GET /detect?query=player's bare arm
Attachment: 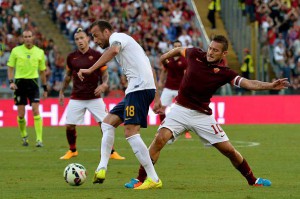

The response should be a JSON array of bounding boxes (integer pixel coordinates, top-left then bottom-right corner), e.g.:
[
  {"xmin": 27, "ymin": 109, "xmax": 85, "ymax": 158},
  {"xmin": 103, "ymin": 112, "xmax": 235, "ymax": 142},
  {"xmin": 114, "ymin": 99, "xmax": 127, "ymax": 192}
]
[
  {"xmin": 77, "ymin": 41, "xmax": 121, "ymax": 81},
  {"xmin": 158, "ymin": 67, "xmax": 167, "ymax": 91},
  {"xmin": 239, "ymin": 78, "xmax": 290, "ymax": 90},
  {"xmin": 59, "ymin": 68, "xmax": 72, "ymax": 106},
  {"xmin": 94, "ymin": 68, "xmax": 109, "ymax": 97},
  {"xmin": 160, "ymin": 47, "xmax": 186, "ymax": 63},
  {"xmin": 40, "ymin": 70, "xmax": 48, "ymax": 99},
  {"xmin": 7, "ymin": 67, "xmax": 17, "ymax": 90},
  {"xmin": 151, "ymin": 68, "xmax": 163, "ymax": 114}
]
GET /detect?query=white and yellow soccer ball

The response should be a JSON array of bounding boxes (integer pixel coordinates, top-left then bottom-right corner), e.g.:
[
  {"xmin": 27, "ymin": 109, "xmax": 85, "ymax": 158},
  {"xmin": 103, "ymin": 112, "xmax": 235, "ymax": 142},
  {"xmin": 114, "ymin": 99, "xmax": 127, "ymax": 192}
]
[{"xmin": 64, "ymin": 163, "xmax": 87, "ymax": 186}]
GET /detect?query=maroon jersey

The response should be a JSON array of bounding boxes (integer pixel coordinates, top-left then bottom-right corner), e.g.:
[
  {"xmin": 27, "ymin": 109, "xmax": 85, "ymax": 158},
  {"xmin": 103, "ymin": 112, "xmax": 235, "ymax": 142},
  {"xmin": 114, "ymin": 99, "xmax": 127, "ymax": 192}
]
[
  {"xmin": 67, "ymin": 48, "xmax": 107, "ymax": 100},
  {"xmin": 163, "ymin": 56, "xmax": 187, "ymax": 90},
  {"xmin": 176, "ymin": 48, "xmax": 238, "ymax": 115}
]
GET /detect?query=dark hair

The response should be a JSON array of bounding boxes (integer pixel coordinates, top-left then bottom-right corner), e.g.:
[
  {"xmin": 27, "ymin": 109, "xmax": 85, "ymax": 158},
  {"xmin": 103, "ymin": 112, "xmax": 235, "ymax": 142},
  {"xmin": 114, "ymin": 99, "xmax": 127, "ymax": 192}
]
[
  {"xmin": 90, "ymin": 20, "xmax": 113, "ymax": 32},
  {"xmin": 173, "ymin": 40, "xmax": 182, "ymax": 45},
  {"xmin": 212, "ymin": 35, "xmax": 228, "ymax": 51}
]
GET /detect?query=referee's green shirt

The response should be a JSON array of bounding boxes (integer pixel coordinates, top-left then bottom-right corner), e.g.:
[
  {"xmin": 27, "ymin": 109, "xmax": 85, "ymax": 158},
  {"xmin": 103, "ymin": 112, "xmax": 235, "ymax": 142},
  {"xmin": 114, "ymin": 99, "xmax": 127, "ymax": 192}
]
[{"xmin": 7, "ymin": 44, "xmax": 46, "ymax": 79}]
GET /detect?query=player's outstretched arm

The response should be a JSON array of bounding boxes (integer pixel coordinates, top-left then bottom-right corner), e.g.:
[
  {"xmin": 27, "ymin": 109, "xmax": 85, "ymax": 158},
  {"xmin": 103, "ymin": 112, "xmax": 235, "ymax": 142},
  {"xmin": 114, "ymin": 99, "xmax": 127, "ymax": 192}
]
[
  {"xmin": 151, "ymin": 67, "xmax": 163, "ymax": 114},
  {"xmin": 240, "ymin": 78, "xmax": 290, "ymax": 91},
  {"xmin": 160, "ymin": 47, "xmax": 186, "ymax": 63},
  {"xmin": 78, "ymin": 43, "xmax": 120, "ymax": 81}
]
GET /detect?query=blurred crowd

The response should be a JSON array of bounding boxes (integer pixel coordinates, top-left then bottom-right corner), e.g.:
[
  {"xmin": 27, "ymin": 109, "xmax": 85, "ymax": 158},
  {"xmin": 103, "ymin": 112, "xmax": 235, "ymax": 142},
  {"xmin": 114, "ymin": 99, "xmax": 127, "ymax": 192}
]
[
  {"xmin": 42, "ymin": 0, "xmax": 202, "ymax": 95},
  {"xmin": 1, "ymin": 0, "xmax": 202, "ymax": 96},
  {"xmin": 1, "ymin": 0, "xmax": 300, "ymax": 96},
  {"xmin": 241, "ymin": 0, "xmax": 300, "ymax": 94}
]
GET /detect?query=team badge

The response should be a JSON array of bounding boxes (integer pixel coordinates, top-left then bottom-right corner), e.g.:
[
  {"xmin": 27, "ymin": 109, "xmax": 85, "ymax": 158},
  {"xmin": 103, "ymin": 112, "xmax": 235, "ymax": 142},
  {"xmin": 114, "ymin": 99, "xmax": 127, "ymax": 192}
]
[
  {"xmin": 213, "ymin": 68, "xmax": 220, "ymax": 73},
  {"xmin": 196, "ymin": 58, "xmax": 202, "ymax": 62},
  {"xmin": 27, "ymin": 55, "xmax": 30, "ymax": 59},
  {"xmin": 89, "ymin": 56, "xmax": 93, "ymax": 60},
  {"xmin": 178, "ymin": 61, "xmax": 181, "ymax": 65}
]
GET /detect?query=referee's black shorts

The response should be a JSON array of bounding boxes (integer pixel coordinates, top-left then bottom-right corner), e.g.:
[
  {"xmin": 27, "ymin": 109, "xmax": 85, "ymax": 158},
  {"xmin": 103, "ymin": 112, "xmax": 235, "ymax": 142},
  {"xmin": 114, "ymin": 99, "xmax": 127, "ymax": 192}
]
[{"xmin": 14, "ymin": 78, "xmax": 40, "ymax": 106}]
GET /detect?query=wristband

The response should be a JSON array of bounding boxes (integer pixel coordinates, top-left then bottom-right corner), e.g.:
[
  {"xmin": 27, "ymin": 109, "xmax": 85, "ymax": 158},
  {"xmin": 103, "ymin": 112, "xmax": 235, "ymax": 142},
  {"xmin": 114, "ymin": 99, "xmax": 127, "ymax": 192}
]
[
  {"xmin": 9, "ymin": 79, "xmax": 14, "ymax": 84},
  {"xmin": 42, "ymin": 85, "xmax": 48, "ymax": 92}
]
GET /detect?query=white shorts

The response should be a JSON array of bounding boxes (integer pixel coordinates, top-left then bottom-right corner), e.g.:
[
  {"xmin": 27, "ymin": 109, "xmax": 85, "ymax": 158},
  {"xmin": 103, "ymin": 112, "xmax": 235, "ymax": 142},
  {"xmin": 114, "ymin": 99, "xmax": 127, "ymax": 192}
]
[
  {"xmin": 65, "ymin": 98, "xmax": 108, "ymax": 125},
  {"xmin": 158, "ymin": 104, "xmax": 229, "ymax": 145},
  {"xmin": 160, "ymin": 88, "xmax": 178, "ymax": 106}
]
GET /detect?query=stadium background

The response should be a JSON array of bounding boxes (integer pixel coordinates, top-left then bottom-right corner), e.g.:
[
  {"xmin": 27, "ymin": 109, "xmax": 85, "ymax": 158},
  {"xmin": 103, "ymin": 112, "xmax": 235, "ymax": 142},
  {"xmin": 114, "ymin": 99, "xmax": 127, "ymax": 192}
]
[
  {"xmin": 1, "ymin": 1, "xmax": 300, "ymax": 199},
  {"xmin": 0, "ymin": 0, "xmax": 299, "ymax": 126}
]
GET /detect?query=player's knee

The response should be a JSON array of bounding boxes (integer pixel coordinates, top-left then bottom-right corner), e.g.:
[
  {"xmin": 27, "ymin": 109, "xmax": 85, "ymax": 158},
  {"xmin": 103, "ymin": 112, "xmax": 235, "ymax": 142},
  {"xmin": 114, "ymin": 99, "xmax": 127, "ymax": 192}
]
[
  {"xmin": 124, "ymin": 124, "xmax": 140, "ymax": 137},
  {"xmin": 155, "ymin": 128, "xmax": 172, "ymax": 146},
  {"xmin": 103, "ymin": 113, "xmax": 122, "ymax": 127}
]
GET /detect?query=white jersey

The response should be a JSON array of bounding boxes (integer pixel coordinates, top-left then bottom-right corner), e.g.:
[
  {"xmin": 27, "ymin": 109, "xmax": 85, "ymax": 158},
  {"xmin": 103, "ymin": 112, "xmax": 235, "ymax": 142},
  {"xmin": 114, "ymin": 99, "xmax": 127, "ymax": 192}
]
[{"xmin": 109, "ymin": 32, "xmax": 156, "ymax": 94}]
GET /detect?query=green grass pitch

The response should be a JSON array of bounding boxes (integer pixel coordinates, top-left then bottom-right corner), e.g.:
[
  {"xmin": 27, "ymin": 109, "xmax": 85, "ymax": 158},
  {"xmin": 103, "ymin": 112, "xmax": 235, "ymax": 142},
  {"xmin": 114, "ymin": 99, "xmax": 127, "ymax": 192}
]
[{"xmin": 1, "ymin": 124, "xmax": 300, "ymax": 199}]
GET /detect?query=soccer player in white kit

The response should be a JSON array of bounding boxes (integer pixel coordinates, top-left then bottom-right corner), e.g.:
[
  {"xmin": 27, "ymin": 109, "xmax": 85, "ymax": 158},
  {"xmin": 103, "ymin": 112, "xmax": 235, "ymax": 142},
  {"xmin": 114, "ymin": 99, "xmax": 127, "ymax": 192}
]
[
  {"xmin": 59, "ymin": 28, "xmax": 125, "ymax": 160},
  {"xmin": 77, "ymin": 20, "xmax": 163, "ymax": 189}
]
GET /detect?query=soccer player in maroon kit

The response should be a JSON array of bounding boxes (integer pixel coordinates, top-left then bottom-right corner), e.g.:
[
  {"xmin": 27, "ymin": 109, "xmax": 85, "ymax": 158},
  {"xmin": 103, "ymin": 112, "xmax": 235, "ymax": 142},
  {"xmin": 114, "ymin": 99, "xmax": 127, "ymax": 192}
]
[
  {"xmin": 125, "ymin": 35, "xmax": 290, "ymax": 188},
  {"xmin": 158, "ymin": 40, "xmax": 192, "ymax": 139},
  {"xmin": 59, "ymin": 28, "xmax": 124, "ymax": 160}
]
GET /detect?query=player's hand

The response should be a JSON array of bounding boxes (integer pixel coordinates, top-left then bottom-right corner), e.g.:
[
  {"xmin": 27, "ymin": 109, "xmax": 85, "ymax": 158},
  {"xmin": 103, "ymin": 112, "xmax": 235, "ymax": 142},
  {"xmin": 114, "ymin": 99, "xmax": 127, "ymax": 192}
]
[
  {"xmin": 77, "ymin": 69, "xmax": 91, "ymax": 81},
  {"xmin": 94, "ymin": 83, "xmax": 109, "ymax": 96},
  {"xmin": 9, "ymin": 83, "xmax": 17, "ymax": 90},
  {"xmin": 59, "ymin": 92, "xmax": 64, "ymax": 106},
  {"xmin": 272, "ymin": 78, "xmax": 290, "ymax": 90},
  {"xmin": 153, "ymin": 99, "xmax": 163, "ymax": 114}
]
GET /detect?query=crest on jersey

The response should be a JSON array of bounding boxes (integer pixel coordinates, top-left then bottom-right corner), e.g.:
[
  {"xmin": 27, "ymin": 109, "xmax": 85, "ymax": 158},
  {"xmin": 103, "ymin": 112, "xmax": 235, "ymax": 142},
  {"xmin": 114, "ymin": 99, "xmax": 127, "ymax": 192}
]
[
  {"xmin": 178, "ymin": 61, "xmax": 182, "ymax": 65},
  {"xmin": 196, "ymin": 58, "xmax": 202, "ymax": 62},
  {"xmin": 89, "ymin": 56, "xmax": 93, "ymax": 60},
  {"xmin": 213, "ymin": 68, "xmax": 220, "ymax": 73}
]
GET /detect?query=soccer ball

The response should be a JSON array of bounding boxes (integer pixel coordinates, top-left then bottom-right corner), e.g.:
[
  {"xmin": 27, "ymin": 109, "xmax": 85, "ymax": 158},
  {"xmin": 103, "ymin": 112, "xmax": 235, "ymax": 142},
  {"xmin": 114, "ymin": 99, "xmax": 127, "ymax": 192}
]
[{"xmin": 64, "ymin": 163, "xmax": 87, "ymax": 186}]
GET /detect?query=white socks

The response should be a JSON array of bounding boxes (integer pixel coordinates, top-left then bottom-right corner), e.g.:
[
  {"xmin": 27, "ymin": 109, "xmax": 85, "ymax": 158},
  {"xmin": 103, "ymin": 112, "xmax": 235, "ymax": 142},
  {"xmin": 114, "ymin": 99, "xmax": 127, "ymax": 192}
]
[
  {"xmin": 96, "ymin": 123, "xmax": 115, "ymax": 172},
  {"xmin": 127, "ymin": 134, "xmax": 159, "ymax": 182}
]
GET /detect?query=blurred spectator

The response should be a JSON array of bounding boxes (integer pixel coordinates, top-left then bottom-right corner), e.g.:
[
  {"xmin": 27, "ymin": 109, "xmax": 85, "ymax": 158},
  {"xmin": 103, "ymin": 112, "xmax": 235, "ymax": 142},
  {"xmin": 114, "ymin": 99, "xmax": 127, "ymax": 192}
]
[
  {"xmin": 53, "ymin": 50, "xmax": 65, "ymax": 83},
  {"xmin": 285, "ymin": 49, "xmax": 294, "ymax": 81},
  {"xmin": 241, "ymin": 48, "xmax": 254, "ymax": 79},
  {"xmin": 245, "ymin": 0, "xmax": 256, "ymax": 22},
  {"xmin": 291, "ymin": 76, "xmax": 300, "ymax": 94},
  {"xmin": 106, "ymin": 58, "xmax": 121, "ymax": 90},
  {"xmin": 0, "ymin": 37, "xmax": 10, "ymax": 67},
  {"xmin": 207, "ymin": 0, "xmax": 221, "ymax": 29},
  {"xmin": 273, "ymin": 41, "xmax": 285, "ymax": 77},
  {"xmin": 178, "ymin": 29, "xmax": 192, "ymax": 47}
]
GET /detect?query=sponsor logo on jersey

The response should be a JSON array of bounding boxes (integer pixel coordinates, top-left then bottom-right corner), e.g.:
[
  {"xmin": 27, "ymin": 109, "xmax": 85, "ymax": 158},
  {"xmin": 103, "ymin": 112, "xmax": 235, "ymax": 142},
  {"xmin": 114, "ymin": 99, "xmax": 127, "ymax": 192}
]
[{"xmin": 213, "ymin": 68, "xmax": 220, "ymax": 73}]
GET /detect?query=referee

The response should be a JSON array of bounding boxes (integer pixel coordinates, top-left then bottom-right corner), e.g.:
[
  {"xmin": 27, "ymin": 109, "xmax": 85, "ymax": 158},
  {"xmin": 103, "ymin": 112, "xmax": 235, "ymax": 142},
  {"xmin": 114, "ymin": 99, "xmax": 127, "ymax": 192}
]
[{"xmin": 7, "ymin": 29, "xmax": 48, "ymax": 147}]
